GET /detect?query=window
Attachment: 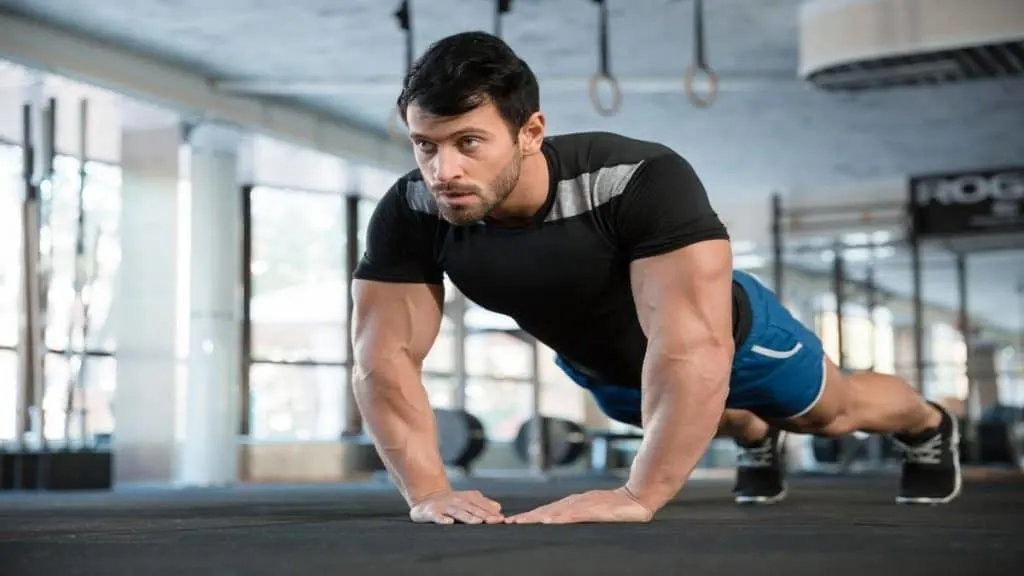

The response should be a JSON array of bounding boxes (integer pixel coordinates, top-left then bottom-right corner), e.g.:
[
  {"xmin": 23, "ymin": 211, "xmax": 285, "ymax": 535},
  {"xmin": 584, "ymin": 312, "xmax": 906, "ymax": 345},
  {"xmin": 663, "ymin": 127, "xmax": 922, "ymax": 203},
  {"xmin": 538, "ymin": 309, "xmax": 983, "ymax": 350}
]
[
  {"xmin": 41, "ymin": 155, "xmax": 122, "ymax": 354},
  {"xmin": 0, "ymin": 144, "xmax": 22, "ymax": 348},
  {"xmin": 0, "ymin": 147, "xmax": 121, "ymax": 444},
  {"xmin": 465, "ymin": 377, "xmax": 535, "ymax": 441},
  {"xmin": 424, "ymin": 375, "xmax": 459, "ymax": 409},
  {"xmin": 249, "ymin": 186, "xmax": 348, "ymax": 363},
  {"xmin": 248, "ymin": 185, "xmax": 353, "ymax": 440},
  {"xmin": 537, "ymin": 344, "xmax": 586, "ymax": 424},
  {"xmin": 818, "ymin": 295, "xmax": 895, "ymax": 373},
  {"xmin": 38, "ymin": 352, "xmax": 117, "ymax": 441},
  {"xmin": 996, "ymin": 346, "xmax": 1022, "ymax": 407},
  {"xmin": 0, "ymin": 350, "xmax": 17, "ymax": 441},
  {"xmin": 248, "ymin": 363, "xmax": 346, "ymax": 440},
  {"xmin": 930, "ymin": 323, "xmax": 968, "ymax": 400},
  {"xmin": 466, "ymin": 331, "xmax": 533, "ymax": 380}
]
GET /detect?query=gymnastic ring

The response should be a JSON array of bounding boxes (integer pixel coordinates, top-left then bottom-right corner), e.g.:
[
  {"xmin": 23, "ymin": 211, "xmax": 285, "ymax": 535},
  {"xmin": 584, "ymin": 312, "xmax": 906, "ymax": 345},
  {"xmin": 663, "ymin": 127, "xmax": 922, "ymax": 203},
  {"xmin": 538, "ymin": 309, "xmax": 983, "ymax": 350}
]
[
  {"xmin": 387, "ymin": 107, "xmax": 407, "ymax": 141},
  {"xmin": 684, "ymin": 63, "xmax": 719, "ymax": 108},
  {"xmin": 588, "ymin": 73, "xmax": 622, "ymax": 117}
]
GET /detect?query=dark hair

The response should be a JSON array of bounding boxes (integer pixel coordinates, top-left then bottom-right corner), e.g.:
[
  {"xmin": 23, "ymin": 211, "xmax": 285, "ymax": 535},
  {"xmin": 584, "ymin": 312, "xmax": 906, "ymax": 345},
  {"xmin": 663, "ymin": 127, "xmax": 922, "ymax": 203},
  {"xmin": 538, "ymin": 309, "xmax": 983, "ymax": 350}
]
[{"xmin": 397, "ymin": 31, "xmax": 540, "ymax": 132}]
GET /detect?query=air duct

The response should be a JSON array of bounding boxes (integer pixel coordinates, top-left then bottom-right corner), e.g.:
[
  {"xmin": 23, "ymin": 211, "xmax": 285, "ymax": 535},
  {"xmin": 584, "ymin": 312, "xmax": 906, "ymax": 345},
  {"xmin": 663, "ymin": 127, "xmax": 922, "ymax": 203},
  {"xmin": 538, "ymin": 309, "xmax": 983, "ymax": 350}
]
[{"xmin": 800, "ymin": 0, "xmax": 1024, "ymax": 91}]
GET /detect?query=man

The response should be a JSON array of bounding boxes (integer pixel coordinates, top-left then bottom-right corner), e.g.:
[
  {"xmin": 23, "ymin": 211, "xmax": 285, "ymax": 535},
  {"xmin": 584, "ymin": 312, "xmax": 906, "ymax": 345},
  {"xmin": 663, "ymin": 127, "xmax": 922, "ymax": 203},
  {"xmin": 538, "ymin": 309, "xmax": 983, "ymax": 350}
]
[{"xmin": 351, "ymin": 31, "xmax": 961, "ymax": 525}]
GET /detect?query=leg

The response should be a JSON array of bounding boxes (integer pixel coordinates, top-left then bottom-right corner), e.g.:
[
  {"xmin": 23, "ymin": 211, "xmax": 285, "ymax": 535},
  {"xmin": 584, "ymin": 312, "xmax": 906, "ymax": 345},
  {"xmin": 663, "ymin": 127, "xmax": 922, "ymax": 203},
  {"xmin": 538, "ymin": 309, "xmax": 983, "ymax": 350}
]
[
  {"xmin": 719, "ymin": 409, "xmax": 788, "ymax": 505},
  {"xmin": 781, "ymin": 358, "xmax": 941, "ymax": 437},
  {"xmin": 780, "ymin": 358, "xmax": 961, "ymax": 504},
  {"xmin": 727, "ymin": 270, "xmax": 961, "ymax": 505},
  {"xmin": 718, "ymin": 409, "xmax": 770, "ymax": 443}
]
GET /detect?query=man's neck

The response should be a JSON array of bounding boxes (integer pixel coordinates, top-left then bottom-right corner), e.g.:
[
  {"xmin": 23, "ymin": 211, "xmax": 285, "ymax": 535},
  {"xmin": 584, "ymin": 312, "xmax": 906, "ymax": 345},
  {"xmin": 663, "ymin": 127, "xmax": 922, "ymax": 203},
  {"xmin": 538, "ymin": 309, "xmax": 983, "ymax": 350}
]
[{"xmin": 489, "ymin": 151, "xmax": 550, "ymax": 225}]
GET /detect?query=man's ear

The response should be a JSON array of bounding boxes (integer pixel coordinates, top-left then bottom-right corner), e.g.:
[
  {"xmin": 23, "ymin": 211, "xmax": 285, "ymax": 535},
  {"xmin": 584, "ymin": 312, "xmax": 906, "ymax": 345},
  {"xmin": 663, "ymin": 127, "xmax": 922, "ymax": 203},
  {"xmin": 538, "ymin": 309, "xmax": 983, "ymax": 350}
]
[{"xmin": 518, "ymin": 111, "xmax": 546, "ymax": 156}]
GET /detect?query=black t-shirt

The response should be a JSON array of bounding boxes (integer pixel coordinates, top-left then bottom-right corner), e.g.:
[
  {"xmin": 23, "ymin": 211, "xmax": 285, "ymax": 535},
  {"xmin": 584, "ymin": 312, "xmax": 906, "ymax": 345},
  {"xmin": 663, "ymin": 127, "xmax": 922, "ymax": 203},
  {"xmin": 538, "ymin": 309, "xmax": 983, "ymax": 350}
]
[{"xmin": 354, "ymin": 131, "xmax": 752, "ymax": 389}]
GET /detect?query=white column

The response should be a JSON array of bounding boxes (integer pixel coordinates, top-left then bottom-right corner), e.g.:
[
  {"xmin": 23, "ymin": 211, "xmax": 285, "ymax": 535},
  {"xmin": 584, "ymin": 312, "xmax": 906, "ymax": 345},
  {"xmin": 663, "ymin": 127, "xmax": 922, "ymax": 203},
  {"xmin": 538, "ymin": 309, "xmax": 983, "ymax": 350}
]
[
  {"xmin": 114, "ymin": 112, "xmax": 244, "ymax": 488},
  {"xmin": 178, "ymin": 123, "xmax": 243, "ymax": 486},
  {"xmin": 113, "ymin": 119, "xmax": 183, "ymax": 487}
]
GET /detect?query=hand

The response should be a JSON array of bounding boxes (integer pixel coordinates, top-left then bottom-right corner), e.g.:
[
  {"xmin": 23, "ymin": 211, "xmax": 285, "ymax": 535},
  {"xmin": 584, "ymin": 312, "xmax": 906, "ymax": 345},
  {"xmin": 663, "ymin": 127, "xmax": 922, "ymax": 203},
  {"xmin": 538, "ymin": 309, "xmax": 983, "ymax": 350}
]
[
  {"xmin": 504, "ymin": 487, "xmax": 654, "ymax": 525},
  {"xmin": 409, "ymin": 490, "xmax": 505, "ymax": 525}
]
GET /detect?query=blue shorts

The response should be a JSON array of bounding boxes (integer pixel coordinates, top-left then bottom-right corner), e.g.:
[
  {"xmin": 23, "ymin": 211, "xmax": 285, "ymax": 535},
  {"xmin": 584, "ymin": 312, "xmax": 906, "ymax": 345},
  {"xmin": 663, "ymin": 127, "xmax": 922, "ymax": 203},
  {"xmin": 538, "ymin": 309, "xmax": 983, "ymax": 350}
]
[{"xmin": 554, "ymin": 270, "xmax": 827, "ymax": 426}]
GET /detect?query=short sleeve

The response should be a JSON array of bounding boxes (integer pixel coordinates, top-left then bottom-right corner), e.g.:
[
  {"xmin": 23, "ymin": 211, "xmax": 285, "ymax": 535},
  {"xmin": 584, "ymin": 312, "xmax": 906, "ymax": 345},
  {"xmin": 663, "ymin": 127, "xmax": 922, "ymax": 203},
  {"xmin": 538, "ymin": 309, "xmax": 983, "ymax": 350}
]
[
  {"xmin": 614, "ymin": 153, "xmax": 729, "ymax": 261},
  {"xmin": 353, "ymin": 180, "xmax": 444, "ymax": 285}
]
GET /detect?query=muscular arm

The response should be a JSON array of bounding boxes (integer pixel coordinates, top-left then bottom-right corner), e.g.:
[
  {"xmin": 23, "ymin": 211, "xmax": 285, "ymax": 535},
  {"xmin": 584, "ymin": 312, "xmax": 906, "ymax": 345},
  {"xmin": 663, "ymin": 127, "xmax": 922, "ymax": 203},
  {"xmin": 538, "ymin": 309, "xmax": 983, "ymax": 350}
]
[
  {"xmin": 351, "ymin": 279, "xmax": 450, "ymax": 507},
  {"xmin": 624, "ymin": 239, "xmax": 735, "ymax": 511},
  {"xmin": 610, "ymin": 152, "xmax": 733, "ymax": 513},
  {"xmin": 623, "ymin": 228, "xmax": 735, "ymax": 513}
]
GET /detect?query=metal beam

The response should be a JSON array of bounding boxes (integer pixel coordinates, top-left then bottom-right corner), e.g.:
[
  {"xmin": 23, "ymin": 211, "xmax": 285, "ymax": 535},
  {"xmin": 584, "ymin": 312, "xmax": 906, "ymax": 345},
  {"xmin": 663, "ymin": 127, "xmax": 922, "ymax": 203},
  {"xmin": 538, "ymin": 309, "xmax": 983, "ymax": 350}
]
[
  {"xmin": 0, "ymin": 11, "xmax": 414, "ymax": 174},
  {"xmin": 213, "ymin": 74, "xmax": 795, "ymax": 97}
]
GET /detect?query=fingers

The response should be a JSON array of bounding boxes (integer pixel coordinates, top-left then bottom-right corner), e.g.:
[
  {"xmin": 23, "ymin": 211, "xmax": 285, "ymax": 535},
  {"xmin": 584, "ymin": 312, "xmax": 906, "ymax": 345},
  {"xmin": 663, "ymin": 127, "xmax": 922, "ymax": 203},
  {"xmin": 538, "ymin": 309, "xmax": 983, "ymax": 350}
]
[
  {"xmin": 468, "ymin": 490, "xmax": 504, "ymax": 515},
  {"xmin": 444, "ymin": 505, "xmax": 489, "ymax": 525},
  {"xmin": 504, "ymin": 499, "xmax": 569, "ymax": 524},
  {"xmin": 460, "ymin": 492, "xmax": 505, "ymax": 524},
  {"xmin": 410, "ymin": 491, "xmax": 505, "ymax": 525}
]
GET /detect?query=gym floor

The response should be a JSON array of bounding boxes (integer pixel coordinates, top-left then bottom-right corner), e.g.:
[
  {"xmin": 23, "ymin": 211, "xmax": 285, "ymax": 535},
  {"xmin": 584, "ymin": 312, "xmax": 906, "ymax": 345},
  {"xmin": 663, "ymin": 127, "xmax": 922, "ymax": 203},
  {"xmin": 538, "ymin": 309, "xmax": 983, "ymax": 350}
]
[{"xmin": 1, "ymin": 473, "xmax": 1021, "ymax": 575}]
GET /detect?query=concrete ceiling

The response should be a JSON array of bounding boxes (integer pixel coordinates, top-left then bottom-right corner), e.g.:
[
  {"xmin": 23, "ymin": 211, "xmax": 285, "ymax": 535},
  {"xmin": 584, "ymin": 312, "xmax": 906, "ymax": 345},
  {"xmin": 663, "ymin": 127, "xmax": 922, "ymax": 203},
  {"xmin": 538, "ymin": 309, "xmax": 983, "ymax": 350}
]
[
  {"xmin": 1, "ymin": 0, "xmax": 1022, "ymax": 335},
  {"xmin": 2, "ymin": 0, "xmax": 1022, "ymax": 197}
]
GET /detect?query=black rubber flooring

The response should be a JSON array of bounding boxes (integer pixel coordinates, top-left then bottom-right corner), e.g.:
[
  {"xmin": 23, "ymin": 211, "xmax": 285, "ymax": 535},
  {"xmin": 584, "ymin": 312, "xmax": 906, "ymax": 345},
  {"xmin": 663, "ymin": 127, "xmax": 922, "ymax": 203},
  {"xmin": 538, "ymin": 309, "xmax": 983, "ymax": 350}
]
[{"xmin": 1, "ymin": 474, "xmax": 1021, "ymax": 575}]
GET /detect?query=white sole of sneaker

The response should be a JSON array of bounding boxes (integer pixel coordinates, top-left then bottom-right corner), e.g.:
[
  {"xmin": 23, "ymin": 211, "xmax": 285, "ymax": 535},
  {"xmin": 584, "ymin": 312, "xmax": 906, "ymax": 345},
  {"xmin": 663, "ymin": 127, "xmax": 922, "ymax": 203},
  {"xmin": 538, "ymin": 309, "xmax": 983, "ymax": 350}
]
[
  {"xmin": 734, "ymin": 430, "xmax": 789, "ymax": 506},
  {"xmin": 735, "ymin": 486, "xmax": 788, "ymax": 505},
  {"xmin": 895, "ymin": 405, "xmax": 963, "ymax": 505}
]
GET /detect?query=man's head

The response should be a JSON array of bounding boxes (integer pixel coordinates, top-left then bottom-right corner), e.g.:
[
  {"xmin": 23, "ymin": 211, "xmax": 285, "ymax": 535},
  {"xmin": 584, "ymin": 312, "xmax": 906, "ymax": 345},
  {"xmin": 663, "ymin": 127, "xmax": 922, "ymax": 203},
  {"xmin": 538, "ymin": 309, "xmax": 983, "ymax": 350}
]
[{"xmin": 397, "ymin": 31, "xmax": 545, "ymax": 225}]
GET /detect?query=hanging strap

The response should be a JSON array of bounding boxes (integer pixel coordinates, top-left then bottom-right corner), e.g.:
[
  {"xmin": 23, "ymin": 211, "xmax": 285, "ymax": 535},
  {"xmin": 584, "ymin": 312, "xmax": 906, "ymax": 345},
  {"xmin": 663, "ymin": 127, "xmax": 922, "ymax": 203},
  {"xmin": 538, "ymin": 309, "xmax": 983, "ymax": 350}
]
[
  {"xmin": 587, "ymin": 0, "xmax": 621, "ymax": 117},
  {"xmin": 395, "ymin": 0, "xmax": 413, "ymax": 73},
  {"xmin": 389, "ymin": 0, "xmax": 414, "ymax": 140},
  {"xmin": 494, "ymin": 0, "xmax": 512, "ymax": 38},
  {"xmin": 684, "ymin": 0, "xmax": 718, "ymax": 108}
]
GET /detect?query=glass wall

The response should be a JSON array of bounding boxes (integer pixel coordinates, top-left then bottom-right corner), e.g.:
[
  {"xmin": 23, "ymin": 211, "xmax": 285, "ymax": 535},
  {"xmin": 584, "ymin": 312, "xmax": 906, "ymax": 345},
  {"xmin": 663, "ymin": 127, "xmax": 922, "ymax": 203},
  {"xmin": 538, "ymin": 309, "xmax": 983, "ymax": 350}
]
[
  {"xmin": 0, "ymin": 145, "xmax": 21, "ymax": 351},
  {"xmin": 249, "ymin": 186, "xmax": 348, "ymax": 364},
  {"xmin": 0, "ymin": 143, "xmax": 121, "ymax": 442},
  {"xmin": 0, "ymin": 144, "xmax": 21, "ymax": 441},
  {"xmin": 247, "ymin": 185, "xmax": 349, "ymax": 440},
  {"xmin": 40, "ymin": 155, "xmax": 121, "ymax": 441},
  {"xmin": 929, "ymin": 322, "xmax": 968, "ymax": 400},
  {"xmin": 464, "ymin": 331, "xmax": 535, "ymax": 441},
  {"xmin": 818, "ymin": 295, "xmax": 896, "ymax": 374}
]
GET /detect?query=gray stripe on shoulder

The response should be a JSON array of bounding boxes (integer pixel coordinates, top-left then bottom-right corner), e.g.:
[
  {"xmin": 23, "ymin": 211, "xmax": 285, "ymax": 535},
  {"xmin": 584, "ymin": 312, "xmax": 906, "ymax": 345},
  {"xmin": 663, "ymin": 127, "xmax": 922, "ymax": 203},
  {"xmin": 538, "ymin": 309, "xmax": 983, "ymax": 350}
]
[
  {"xmin": 405, "ymin": 180, "xmax": 438, "ymax": 215},
  {"xmin": 545, "ymin": 162, "xmax": 643, "ymax": 222}
]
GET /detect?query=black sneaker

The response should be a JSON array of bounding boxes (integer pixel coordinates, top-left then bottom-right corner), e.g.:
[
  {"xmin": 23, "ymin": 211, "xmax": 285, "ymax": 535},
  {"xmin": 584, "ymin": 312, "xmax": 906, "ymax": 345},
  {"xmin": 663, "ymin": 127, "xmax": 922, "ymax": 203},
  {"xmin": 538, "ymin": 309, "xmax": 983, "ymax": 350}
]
[
  {"xmin": 891, "ymin": 402, "xmax": 962, "ymax": 505},
  {"xmin": 733, "ymin": 429, "xmax": 787, "ymax": 505}
]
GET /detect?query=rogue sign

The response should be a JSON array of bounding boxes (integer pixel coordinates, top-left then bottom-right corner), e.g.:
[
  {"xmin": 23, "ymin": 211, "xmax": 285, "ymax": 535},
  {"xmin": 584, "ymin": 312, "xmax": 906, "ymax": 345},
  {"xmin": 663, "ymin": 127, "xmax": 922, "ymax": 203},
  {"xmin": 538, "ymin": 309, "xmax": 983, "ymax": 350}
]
[{"xmin": 910, "ymin": 167, "xmax": 1024, "ymax": 238}]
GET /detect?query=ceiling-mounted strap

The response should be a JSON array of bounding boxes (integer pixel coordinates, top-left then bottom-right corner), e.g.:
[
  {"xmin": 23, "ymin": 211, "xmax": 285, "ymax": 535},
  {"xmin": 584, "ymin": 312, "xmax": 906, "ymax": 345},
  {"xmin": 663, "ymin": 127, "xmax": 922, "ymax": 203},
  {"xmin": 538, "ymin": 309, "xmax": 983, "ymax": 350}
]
[
  {"xmin": 395, "ymin": 0, "xmax": 413, "ymax": 73},
  {"xmin": 588, "ymin": 0, "xmax": 621, "ymax": 117},
  {"xmin": 684, "ymin": 0, "xmax": 718, "ymax": 108},
  {"xmin": 389, "ymin": 0, "xmax": 414, "ymax": 140},
  {"xmin": 494, "ymin": 0, "xmax": 512, "ymax": 38}
]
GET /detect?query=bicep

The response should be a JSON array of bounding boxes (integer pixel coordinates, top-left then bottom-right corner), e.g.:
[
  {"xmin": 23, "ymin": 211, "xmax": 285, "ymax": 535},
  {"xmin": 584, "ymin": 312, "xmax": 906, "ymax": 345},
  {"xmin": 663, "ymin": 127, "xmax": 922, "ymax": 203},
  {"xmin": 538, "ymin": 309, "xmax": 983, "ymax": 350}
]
[
  {"xmin": 351, "ymin": 279, "xmax": 444, "ymax": 374},
  {"xmin": 629, "ymin": 239, "xmax": 734, "ymax": 355}
]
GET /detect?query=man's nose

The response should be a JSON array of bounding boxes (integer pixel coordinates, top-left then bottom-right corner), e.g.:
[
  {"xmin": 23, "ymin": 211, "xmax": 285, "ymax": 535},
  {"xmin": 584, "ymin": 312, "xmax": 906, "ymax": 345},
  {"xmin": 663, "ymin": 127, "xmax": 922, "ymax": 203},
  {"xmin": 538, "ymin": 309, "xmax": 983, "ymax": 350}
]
[{"xmin": 432, "ymin": 149, "xmax": 462, "ymax": 183}]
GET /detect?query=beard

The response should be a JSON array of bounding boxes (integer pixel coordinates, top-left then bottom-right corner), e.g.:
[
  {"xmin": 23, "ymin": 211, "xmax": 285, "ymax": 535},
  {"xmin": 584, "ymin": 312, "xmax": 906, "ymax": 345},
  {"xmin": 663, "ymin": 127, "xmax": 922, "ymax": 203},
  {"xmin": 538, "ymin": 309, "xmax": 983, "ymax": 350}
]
[{"xmin": 436, "ymin": 149, "xmax": 523, "ymax": 225}]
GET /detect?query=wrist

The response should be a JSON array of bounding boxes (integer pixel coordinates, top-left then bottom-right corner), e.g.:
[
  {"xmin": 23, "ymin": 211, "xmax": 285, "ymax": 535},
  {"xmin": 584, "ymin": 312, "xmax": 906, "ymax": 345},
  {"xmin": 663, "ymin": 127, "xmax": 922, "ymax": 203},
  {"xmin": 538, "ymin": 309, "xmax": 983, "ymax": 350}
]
[
  {"xmin": 616, "ymin": 485, "xmax": 657, "ymax": 521},
  {"xmin": 623, "ymin": 478, "xmax": 677, "ymax": 513},
  {"xmin": 406, "ymin": 481, "xmax": 453, "ymax": 507}
]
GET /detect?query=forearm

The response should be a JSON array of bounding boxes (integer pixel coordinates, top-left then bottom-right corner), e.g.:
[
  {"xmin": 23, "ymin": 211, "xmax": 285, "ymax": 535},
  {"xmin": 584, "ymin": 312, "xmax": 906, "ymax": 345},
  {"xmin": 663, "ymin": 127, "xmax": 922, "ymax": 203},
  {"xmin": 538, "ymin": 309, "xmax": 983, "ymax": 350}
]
[
  {"xmin": 353, "ymin": 358, "xmax": 451, "ymax": 506},
  {"xmin": 625, "ymin": 346, "xmax": 731, "ymax": 512}
]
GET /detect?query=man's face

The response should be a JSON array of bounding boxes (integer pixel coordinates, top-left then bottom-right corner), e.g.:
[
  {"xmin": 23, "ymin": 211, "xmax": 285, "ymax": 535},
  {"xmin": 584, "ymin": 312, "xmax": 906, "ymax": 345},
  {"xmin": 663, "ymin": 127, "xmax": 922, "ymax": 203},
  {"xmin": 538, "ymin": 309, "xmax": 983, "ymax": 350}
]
[{"xmin": 406, "ymin": 101, "xmax": 524, "ymax": 225}]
